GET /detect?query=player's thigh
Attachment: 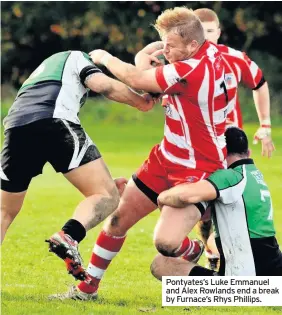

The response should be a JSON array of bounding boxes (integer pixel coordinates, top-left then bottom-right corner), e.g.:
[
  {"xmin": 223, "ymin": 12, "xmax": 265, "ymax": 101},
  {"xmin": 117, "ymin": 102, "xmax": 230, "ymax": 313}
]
[
  {"xmin": 1, "ymin": 123, "xmax": 47, "ymax": 194},
  {"xmin": 154, "ymin": 204, "xmax": 201, "ymax": 246},
  {"xmin": 64, "ymin": 158, "xmax": 116, "ymax": 197},
  {"xmin": 1, "ymin": 190, "xmax": 27, "ymax": 217},
  {"xmin": 103, "ymin": 178, "xmax": 157, "ymax": 234},
  {"xmin": 45, "ymin": 119, "xmax": 115, "ymax": 197}
]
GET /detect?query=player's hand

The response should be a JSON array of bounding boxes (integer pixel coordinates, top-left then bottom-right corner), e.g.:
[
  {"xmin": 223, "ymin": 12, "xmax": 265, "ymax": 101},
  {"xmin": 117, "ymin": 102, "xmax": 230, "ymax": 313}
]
[
  {"xmin": 89, "ymin": 50, "xmax": 111, "ymax": 66},
  {"xmin": 135, "ymin": 51, "xmax": 162, "ymax": 70},
  {"xmin": 114, "ymin": 177, "xmax": 128, "ymax": 196},
  {"xmin": 253, "ymin": 126, "xmax": 275, "ymax": 158},
  {"xmin": 225, "ymin": 118, "xmax": 236, "ymax": 126},
  {"xmin": 135, "ymin": 93, "xmax": 155, "ymax": 112}
]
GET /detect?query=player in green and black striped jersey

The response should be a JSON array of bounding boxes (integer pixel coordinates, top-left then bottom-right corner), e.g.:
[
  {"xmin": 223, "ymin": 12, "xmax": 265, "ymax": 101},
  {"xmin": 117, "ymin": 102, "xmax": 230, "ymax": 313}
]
[
  {"xmin": 1, "ymin": 50, "xmax": 154, "ymax": 281},
  {"xmin": 151, "ymin": 127, "xmax": 282, "ymax": 277}
]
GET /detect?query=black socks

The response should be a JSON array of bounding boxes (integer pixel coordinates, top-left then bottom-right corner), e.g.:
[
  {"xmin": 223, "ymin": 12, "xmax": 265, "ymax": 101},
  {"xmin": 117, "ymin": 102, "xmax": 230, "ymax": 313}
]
[{"xmin": 62, "ymin": 219, "xmax": 86, "ymax": 243}]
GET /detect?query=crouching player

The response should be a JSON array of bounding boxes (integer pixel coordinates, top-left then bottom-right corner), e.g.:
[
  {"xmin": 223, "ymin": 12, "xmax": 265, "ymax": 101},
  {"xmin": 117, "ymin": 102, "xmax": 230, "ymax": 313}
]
[{"xmin": 152, "ymin": 127, "xmax": 282, "ymax": 277}]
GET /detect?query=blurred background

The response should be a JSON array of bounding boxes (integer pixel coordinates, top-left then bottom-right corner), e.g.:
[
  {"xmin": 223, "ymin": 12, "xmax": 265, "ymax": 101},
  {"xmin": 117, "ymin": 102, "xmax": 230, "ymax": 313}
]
[{"xmin": 1, "ymin": 1, "xmax": 282, "ymax": 123}]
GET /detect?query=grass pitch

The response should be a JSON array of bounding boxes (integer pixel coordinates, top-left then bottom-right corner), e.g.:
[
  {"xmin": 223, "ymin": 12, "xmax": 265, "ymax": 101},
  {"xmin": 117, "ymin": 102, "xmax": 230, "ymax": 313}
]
[{"xmin": 1, "ymin": 103, "xmax": 282, "ymax": 315}]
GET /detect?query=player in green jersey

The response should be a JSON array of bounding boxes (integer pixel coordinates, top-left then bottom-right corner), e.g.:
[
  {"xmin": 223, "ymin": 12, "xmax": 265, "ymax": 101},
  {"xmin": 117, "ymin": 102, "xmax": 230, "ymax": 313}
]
[
  {"xmin": 1, "ymin": 50, "xmax": 154, "ymax": 280},
  {"xmin": 151, "ymin": 127, "xmax": 282, "ymax": 276}
]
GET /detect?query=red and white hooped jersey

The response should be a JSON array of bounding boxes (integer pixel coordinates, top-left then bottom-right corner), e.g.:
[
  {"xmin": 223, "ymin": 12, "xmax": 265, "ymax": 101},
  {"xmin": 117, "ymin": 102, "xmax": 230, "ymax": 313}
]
[
  {"xmin": 215, "ymin": 44, "xmax": 264, "ymax": 129},
  {"xmin": 155, "ymin": 41, "xmax": 231, "ymax": 173}
]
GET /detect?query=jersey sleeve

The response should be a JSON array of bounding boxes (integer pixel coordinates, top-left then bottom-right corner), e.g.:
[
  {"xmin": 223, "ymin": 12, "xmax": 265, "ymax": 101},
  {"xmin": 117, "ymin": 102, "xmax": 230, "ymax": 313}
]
[
  {"xmin": 225, "ymin": 47, "xmax": 265, "ymax": 90},
  {"xmin": 206, "ymin": 167, "xmax": 247, "ymax": 204},
  {"xmin": 155, "ymin": 61, "xmax": 195, "ymax": 94},
  {"xmin": 72, "ymin": 51, "xmax": 102, "ymax": 87}
]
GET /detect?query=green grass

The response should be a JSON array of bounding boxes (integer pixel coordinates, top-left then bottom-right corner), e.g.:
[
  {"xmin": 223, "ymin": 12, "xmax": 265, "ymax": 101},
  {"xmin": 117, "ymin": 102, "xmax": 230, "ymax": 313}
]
[{"xmin": 1, "ymin": 103, "xmax": 282, "ymax": 315}]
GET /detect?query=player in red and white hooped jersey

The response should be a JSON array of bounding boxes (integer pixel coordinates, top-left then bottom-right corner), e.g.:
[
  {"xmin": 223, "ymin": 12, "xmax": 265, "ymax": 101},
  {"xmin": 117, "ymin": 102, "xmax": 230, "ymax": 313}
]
[
  {"xmin": 52, "ymin": 8, "xmax": 237, "ymax": 300},
  {"xmin": 155, "ymin": 40, "xmax": 229, "ymax": 174},
  {"xmin": 194, "ymin": 8, "xmax": 273, "ymax": 151},
  {"xmin": 193, "ymin": 7, "xmax": 275, "ymax": 271}
]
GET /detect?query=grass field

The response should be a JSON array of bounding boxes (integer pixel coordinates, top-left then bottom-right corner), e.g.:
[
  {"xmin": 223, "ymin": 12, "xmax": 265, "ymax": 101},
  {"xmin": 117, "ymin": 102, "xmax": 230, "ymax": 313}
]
[{"xmin": 1, "ymin": 102, "xmax": 282, "ymax": 315}]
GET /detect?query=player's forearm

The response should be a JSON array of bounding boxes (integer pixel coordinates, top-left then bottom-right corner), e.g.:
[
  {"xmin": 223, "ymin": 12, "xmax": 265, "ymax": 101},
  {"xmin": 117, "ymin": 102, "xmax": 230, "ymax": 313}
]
[
  {"xmin": 158, "ymin": 181, "xmax": 217, "ymax": 209},
  {"xmin": 158, "ymin": 184, "xmax": 202, "ymax": 209},
  {"xmin": 158, "ymin": 192, "xmax": 188, "ymax": 209},
  {"xmin": 103, "ymin": 80, "xmax": 146, "ymax": 107},
  {"xmin": 101, "ymin": 55, "xmax": 143, "ymax": 90},
  {"xmin": 253, "ymin": 82, "xmax": 271, "ymax": 125}
]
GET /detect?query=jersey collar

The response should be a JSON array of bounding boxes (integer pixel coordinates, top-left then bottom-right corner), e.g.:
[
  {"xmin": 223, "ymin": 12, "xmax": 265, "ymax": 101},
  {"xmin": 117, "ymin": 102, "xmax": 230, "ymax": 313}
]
[
  {"xmin": 193, "ymin": 40, "xmax": 209, "ymax": 59},
  {"xmin": 228, "ymin": 158, "xmax": 254, "ymax": 169}
]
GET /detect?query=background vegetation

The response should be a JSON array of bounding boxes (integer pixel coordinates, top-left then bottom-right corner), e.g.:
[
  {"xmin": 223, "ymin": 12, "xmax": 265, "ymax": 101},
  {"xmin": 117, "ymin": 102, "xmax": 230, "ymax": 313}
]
[{"xmin": 1, "ymin": 1, "xmax": 282, "ymax": 123}]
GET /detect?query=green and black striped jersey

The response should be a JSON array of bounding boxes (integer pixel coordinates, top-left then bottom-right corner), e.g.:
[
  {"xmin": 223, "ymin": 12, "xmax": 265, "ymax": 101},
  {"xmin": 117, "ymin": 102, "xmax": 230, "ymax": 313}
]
[
  {"xmin": 4, "ymin": 51, "xmax": 101, "ymax": 130},
  {"xmin": 207, "ymin": 158, "xmax": 282, "ymax": 276}
]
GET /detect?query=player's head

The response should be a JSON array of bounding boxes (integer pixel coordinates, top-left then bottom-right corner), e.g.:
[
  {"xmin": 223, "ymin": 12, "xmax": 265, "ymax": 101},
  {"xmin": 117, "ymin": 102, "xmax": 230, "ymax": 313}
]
[
  {"xmin": 225, "ymin": 127, "xmax": 250, "ymax": 164},
  {"xmin": 154, "ymin": 7, "xmax": 205, "ymax": 63},
  {"xmin": 194, "ymin": 8, "xmax": 221, "ymax": 44}
]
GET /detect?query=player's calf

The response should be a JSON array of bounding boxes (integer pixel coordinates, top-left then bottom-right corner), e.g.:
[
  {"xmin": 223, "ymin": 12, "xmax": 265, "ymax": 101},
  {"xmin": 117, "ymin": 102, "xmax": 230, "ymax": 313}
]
[{"xmin": 154, "ymin": 237, "xmax": 204, "ymax": 263}]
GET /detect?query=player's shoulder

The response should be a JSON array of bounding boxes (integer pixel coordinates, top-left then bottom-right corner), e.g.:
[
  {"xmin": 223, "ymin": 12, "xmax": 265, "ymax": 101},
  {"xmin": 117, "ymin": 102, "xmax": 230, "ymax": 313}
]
[
  {"xmin": 208, "ymin": 167, "xmax": 244, "ymax": 189},
  {"xmin": 216, "ymin": 44, "xmax": 248, "ymax": 61},
  {"xmin": 68, "ymin": 50, "xmax": 90, "ymax": 59}
]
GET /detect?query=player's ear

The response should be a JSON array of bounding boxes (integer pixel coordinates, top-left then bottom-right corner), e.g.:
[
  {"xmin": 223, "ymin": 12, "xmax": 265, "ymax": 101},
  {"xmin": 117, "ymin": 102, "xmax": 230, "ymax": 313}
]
[
  {"xmin": 190, "ymin": 40, "xmax": 199, "ymax": 51},
  {"xmin": 247, "ymin": 149, "xmax": 251, "ymax": 157},
  {"xmin": 217, "ymin": 27, "xmax": 221, "ymax": 40}
]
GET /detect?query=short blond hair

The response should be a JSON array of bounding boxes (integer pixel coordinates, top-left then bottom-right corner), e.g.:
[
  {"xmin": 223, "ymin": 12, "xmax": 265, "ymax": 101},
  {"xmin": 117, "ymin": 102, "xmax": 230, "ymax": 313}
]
[
  {"xmin": 154, "ymin": 7, "xmax": 205, "ymax": 44},
  {"xmin": 194, "ymin": 8, "xmax": 220, "ymax": 27}
]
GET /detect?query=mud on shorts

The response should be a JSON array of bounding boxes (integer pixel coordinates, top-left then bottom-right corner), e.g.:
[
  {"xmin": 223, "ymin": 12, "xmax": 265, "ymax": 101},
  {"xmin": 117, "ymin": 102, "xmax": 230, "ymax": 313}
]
[{"xmin": 1, "ymin": 118, "xmax": 101, "ymax": 192}]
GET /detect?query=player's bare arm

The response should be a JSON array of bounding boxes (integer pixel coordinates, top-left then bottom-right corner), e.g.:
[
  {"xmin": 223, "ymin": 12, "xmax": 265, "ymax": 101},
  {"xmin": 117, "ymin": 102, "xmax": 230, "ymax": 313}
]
[
  {"xmin": 157, "ymin": 181, "xmax": 217, "ymax": 209},
  {"xmin": 85, "ymin": 73, "xmax": 154, "ymax": 112},
  {"xmin": 89, "ymin": 50, "xmax": 163, "ymax": 93},
  {"xmin": 135, "ymin": 41, "xmax": 164, "ymax": 70},
  {"xmin": 252, "ymin": 82, "xmax": 275, "ymax": 158}
]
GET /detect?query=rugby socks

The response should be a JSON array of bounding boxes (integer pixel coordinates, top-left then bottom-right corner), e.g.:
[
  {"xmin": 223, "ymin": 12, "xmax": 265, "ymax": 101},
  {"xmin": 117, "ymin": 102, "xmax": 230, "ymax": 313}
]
[
  {"xmin": 62, "ymin": 219, "xmax": 86, "ymax": 243},
  {"xmin": 174, "ymin": 237, "xmax": 201, "ymax": 259},
  {"xmin": 77, "ymin": 230, "xmax": 126, "ymax": 294}
]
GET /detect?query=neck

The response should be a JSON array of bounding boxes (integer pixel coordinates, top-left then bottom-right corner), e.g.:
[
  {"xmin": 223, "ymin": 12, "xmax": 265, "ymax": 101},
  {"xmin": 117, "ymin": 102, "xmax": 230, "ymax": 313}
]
[
  {"xmin": 227, "ymin": 154, "xmax": 249, "ymax": 167},
  {"xmin": 188, "ymin": 41, "xmax": 205, "ymax": 59}
]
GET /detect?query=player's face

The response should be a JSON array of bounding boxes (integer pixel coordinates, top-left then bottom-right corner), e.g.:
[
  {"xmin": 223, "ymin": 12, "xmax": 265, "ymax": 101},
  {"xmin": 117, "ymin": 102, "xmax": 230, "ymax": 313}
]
[
  {"xmin": 162, "ymin": 32, "xmax": 194, "ymax": 63},
  {"xmin": 201, "ymin": 21, "xmax": 221, "ymax": 44}
]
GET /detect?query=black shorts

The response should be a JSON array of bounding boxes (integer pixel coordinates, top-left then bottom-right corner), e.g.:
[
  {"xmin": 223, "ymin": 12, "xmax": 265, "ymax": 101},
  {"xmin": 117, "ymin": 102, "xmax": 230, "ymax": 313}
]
[{"xmin": 1, "ymin": 118, "xmax": 101, "ymax": 192}]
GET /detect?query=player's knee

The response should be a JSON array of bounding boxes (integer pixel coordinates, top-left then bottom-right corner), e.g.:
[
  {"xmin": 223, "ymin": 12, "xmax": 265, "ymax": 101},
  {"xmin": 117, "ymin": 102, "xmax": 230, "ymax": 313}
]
[
  {"xmin": 109, "ymin": 186, "xmax": 120, "ymax": 210},
  {"xmin": 155, "ymin": 240, "xmax": 178, "ymax": 257},
  {"xmin": 150, "ymin": 254, "xmax": 164, "ymax": 280},
  {"xmin": 103, "ymin": 185, "xmax": 120, "ymax": 215}
]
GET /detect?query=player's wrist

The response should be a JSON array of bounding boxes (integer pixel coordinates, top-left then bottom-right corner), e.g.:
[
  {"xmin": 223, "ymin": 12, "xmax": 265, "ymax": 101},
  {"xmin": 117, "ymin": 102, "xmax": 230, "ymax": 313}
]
[
  {"xmin": 101, "ymin": 53, "xmax": 113, "ymax": 68},
  {"xmin": 260, "ymin": 118, "xmax": 271, "ymax": 128}
]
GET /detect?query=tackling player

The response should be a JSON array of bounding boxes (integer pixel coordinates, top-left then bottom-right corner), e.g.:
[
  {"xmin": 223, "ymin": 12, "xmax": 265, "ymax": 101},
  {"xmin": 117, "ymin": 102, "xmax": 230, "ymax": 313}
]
[
  {"xmin": 152, "ymin": 127, "xmax": 282, "ymax": 277},
  {"xmin": 0, "ymin": 50, "xmax": 153, "ymax": 280}
]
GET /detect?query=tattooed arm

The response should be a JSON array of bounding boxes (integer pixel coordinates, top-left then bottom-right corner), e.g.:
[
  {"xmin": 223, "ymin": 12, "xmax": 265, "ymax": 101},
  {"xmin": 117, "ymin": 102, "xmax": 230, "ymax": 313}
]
[
  {"xmin": 85, "ymin": 73, "xmax": 154, "ymax": 111},
  {"xmin": 89, "ymin": 50, "xmax": 163, "ymax": 93}
]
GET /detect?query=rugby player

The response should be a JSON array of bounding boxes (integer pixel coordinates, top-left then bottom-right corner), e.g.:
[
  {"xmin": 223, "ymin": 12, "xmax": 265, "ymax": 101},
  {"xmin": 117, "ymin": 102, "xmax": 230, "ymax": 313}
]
[
  {"xmin": 193, "ymin": 8, "xmax": 274, "ymax": 270},
  {"xmin": 52, "ymin": 7, "xmax": 237, "ymax": 300},
  {"xmin": 152, "ymin": 127, "xmax": 282, "ymax": 277},
  {"xmin": 0, "ymin": 50, "xmax": 153, "ymax": 280}
]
